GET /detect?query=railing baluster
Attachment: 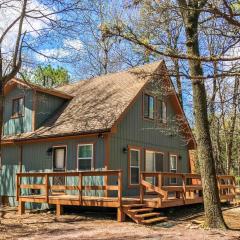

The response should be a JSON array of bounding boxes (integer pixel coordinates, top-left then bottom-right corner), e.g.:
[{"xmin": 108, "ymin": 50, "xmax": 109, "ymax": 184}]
[
  {"xmin": 182, "ymin": 174, "xmax": 186, "ymax": 204},
  {"xmin": 79, "ymin": 173, "xmax": 82, "ymax": 204}
]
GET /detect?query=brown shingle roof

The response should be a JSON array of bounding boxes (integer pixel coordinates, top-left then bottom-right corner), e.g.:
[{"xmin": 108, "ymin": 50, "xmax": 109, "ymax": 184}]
[{"xmin": 3, "ymin": 61, "xmax": 163, "ymax": 141}]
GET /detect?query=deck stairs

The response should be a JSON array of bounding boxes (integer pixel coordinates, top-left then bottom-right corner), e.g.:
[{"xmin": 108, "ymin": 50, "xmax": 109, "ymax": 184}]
[{"xmin": 122, "ymin": 204, "xmax": 167, "ymax": 224}]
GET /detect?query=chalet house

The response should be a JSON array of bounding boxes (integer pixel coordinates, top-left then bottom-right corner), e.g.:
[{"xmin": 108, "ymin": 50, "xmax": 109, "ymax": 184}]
[{"xmin": 0, "ymin": 61, "xmax": 197, "ymax": 215}]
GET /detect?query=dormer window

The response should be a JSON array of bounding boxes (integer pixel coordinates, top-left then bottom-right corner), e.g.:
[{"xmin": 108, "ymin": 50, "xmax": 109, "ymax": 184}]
[
  {"xmin": 144, "ymin": 94, "xmax": 154, "ymax": 119},
  {"xmin": 12, "ymin": 97, "xmax": 24, "ymax": 118}
]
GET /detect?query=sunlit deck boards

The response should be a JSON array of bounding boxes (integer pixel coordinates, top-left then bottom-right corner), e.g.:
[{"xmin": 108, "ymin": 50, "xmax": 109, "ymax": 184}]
[{"xmin": 19, "ymin": 195, "xmax": 139, "ymax": 207}]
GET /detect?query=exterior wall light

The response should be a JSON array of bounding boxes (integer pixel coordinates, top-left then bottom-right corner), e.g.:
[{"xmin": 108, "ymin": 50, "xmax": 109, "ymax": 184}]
[
  {"xmin": 46, "ymin": 147, "xmax": 53, "ymax": 156},
  {"xmin": 122, "ymin": 147, "xmax": 128, "ymax": 153}
]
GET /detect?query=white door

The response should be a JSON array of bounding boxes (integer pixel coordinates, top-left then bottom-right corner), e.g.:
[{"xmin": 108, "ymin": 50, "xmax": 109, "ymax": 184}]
[{"xmin": 52, "ymin": 146, "xmax": 66, "ymax": 186}]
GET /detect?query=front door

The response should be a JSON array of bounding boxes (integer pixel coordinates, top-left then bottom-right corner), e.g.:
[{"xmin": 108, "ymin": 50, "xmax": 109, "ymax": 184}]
[
  {"xmin": 52, "ymin": 146, "xmax": 66, "ymax": 186},
  {"xmin": 145, "ymin": 150, "xmax": 164, "ymax": 184}
]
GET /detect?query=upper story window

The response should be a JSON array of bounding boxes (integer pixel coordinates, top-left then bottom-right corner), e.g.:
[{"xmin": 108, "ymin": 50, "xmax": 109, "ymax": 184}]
[
  {"xmin": 162, "ymin": 101, "xmax": 167, "ymax": 123},
  {"xmin": 12, "ymin": 97, "xmax": 24, "ymax": 118},
  {"xmin": 77, "ymin": 144, "xmax": 94, "ymax": 170},
  {"xmin": 157, "ymin": 99, "xmax": 167, "ymax": 123},
  {"xmin": 144, "ymin": 94, "xmax": 154, "ymax": 119}
]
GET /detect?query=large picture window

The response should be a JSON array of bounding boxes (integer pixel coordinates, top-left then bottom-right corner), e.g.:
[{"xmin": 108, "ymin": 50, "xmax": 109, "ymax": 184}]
[
  {"xmin": 144, "ymin": 94, "xmax": 154, "ymax": 119},
  {"xmin": 170, "ymin": 154, "xmax": 177, "ymax": 184},
  {"xmin": 129, "ymin": 148, "xmax": 141, "ymax": 185},
  {"xmin": 12, "ymin": 97, "xmax": 24, "ymax": 118},
  {"xmin": 77, "ymin": 144, "xmax": 93, "ymax": 170}
]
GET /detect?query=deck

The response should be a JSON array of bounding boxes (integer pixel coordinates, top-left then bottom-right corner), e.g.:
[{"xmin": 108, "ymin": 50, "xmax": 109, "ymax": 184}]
[{"xmin": 16, "ymin": 171, "xmax": 236, "ymax": 222}]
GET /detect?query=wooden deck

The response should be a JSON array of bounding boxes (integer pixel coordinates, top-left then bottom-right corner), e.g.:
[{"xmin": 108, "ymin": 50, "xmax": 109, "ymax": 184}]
[{"xmin": 16, "ymin": 171, "xmax": 236, "ymax": 222}]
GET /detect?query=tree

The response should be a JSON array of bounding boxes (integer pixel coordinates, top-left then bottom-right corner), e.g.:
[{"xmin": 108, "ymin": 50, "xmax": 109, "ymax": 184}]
[
  {"xmin": 101, "ymin": 0, "xmax": 240, "ymax": 228},
  {"xmin": 0, "ymin": 0, "xmax": 84, "ymax": 169},
  {"xmin": 31, "ymin": 65, "xmax": 70, "ymax": 87}
]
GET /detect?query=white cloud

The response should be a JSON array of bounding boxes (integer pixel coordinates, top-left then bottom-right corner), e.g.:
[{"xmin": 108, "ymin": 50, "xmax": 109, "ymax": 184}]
[
  {"xmin": 35, "ymin": 39, "xmax": 83, "ymax": 62},
  {"xmin": 0, "ymin": 0, "xmax": 55, "ymax": 55},
  {"xmin": 36, "ymin": 48, "xmax": 69, "ymax": 62},
  {"xmin": 63, "ymin": 39, "xmax": 83, "ymax": 51}
]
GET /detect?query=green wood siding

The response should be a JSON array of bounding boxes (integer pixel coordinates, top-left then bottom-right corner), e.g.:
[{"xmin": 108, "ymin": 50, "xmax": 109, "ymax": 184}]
[
  {"xmin": 35, "ymin": 92, "xmax": 66, "ymax": 129},
  {"xmin": 4, "ymin": 86, "xmax": 33, "ymax": 135},
  {"xmin": 109, "ymin": 92, "xmax": 190, "ymax": 196}
]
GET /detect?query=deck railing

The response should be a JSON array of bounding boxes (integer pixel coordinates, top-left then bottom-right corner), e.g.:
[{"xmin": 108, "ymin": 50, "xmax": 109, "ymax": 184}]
[
  {"xmin": 140, "ymin": 172, "xmax": 235, "ymax": 204},
  {"xmin": 16, "ymin": 170, "xmax": 123, "ymax": 206}
]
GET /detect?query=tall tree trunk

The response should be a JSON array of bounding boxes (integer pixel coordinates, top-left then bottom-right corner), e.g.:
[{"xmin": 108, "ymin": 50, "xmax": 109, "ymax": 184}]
[{"xmin": 178, "ymin": 0, "xmax": 227, "ymax": 229}]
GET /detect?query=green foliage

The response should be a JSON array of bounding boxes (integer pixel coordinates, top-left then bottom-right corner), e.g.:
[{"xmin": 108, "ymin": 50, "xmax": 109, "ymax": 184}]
[{"xmin": 32, "ymin": 65, "xmax": 70, "ymax": 88}]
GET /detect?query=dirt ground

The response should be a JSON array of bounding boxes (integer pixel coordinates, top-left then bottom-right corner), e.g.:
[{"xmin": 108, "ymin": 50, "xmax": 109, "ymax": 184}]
[{"xmin": 0, "ymin": 204, "xmax": 240, "ymax": 240}]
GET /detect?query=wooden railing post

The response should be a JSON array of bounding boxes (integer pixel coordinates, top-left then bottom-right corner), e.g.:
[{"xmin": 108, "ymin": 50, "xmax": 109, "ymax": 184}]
[
  {"xmin": 16, "ymin": 174, "xmax": 20, "ymax": 202},
  {"xmin": 118, "ymin": 170, "xmax": 122, "ymax": 206},
  {"xmin": 232, "ymin": 176, "xmax": 236, "ymax": 196},
  {"xmin": 158, "ymin": 173, "xmax": 162, "ymax": 205},
  {"xmin": 140, "ymin": 173, "xmax": 144, "ymax": 203},
  {"xmin": 182, "ymin": 174, "xmax": 186, "ymax": 204},
  {"xmin": 45, "ymin": 174, "xmax": 49, "ymax": 202},
  {"xmin": 79, "ymin": 172, "xmax": 82, "ymax": 204}
]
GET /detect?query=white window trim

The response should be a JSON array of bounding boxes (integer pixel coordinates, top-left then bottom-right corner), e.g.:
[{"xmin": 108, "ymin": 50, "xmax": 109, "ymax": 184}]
[
  {"xmin": 52, "ymin": 145, "xmax": 67, "ymax": 171},
  {"xmin": 77, "ymin": 143, "xmax": 94, "ymax": 171},
  {"xmin": 129, "ymin": 148, "xmax": 141, "ymax": 185},
  {"xmin": 170, "ymin": 154, "xmax": 178, "ymax": 184}
]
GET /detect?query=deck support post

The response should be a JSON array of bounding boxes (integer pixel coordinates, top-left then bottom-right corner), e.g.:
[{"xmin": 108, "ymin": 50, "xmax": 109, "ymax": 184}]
[
  {"xmin": 56, "ymin": 204, "xmax": 63, "ymax": 216},
  {"xmin": 117, "ymin": 207, "xmax": 125, "ymax": 222},
  {"xmin": 140, "ymin": 173, "xmax": 144, "ymax": 203},
  {"xmin": 18, "ymin": 200, "xmax": 25, "ymax": 215}
]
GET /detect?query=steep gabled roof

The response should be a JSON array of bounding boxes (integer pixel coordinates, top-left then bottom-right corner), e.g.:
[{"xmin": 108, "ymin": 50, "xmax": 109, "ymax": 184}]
[
  {"xmin": 2, "ymin": 61, "xmax": 195, "ymax": 149},
  {"xmin": 3, "ymin": 61, "xmax": 161, "ymax": 139}
]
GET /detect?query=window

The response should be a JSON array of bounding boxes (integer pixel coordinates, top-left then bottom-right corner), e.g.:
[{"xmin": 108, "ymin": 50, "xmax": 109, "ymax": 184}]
[
  {"xmin": 157, "ymin": 100, "xmax": 167, "ymax": 123},
  {"xmin": 129, "ymin": 148, "xmax": 140, "ymax": 185},
  {"xmin": 144, "ymin": 94, "xmax": 154, "ymax": 119},
  {"xmin": 77, "ymin": 144, "xmax": 93, "ymax": 170},
  {"xmin": 170, "ymin": 154, "xmax": 177, "ymax": 184},
  {"xmin": 162, "ymin": 101, "xmax": 167, "ymax": 123},
  {"xmin": 53, "ymin": 146, "xmax": 66, "ymax": 170},
  {"xmin": 12, "ymin": 97, "xmax": 24, "ymax": 117}
]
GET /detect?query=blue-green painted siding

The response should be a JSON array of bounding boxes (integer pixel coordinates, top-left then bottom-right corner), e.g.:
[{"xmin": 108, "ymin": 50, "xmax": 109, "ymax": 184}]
[
  {"xmin": 35, "ymin": 92, "xmax": 66, "ymax": 129},
  {"xmin": 0, "ymin": 136, "xmax": 106, "ymax": 207},
  {"xmin": 109, "ymin": 92, "xmax": 190, "ymax": 196},
  {"xmin": 4, "ymin": 86, "xmax": 33, "ymax": 135}
]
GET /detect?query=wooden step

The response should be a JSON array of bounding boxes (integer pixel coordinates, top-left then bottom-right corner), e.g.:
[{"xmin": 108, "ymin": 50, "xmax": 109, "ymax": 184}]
[
  {"xmin": 141, "ymin": 216, "xmax": 168, "ymax": 224},
  {"xmin": 122, "ymin": 204, "xmax": 146, "ymax": 209},
  {"xmin": 129, "ymin": 208, "xmax": 153, "ymax": 213},
  {"xmin": 135, "ymin": 212, "xmax": 160, "ymax": 219}
]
